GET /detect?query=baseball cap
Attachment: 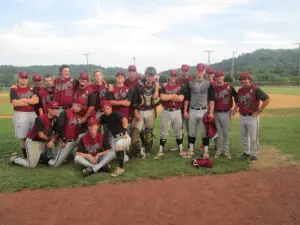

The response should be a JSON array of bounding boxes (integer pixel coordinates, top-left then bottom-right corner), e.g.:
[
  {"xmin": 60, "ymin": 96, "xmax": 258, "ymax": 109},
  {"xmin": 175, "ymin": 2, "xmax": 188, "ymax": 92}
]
[
  {"xmin": 87, "ymin": 117, "xmax": 98, "ymax": 126},
  {"xmin": 79, "ymin": 72, "xmax": 89, "ymax": 80},
  {"xmin": 116, "ymin": 71, "xmax": 125, "ymax": 77},
  {"xmin": 181, "ymin": 64, "xmax": 190, "ymax": 72},
  {"xmin": 128, "ymin": 65, "xmax": 137, "ymax": 72},
  {"xmin": 240, "ymin": 72, "xmax": 251, "ymax": 80},
  {"xmin": 32, "ymin": 74, "xmax": 42, "ymax": 81},
  {"xmin": 102, "ymin": 100, "xmax": 112, "ymax": 109},
  {"xmin": 48, "ymin": 101, "xmax": 60, "ymax": 109},
  {"xmin": 215, "ymin": 70, "xmax": 224, "ymax": 77},
  {"xmin": 18, "ymin": 72, "xmax": 29, "ymax": 79},
  {"xmin": 206, "ymin": 67, "xmax": 215, "ymax": 74},
  {"xmin": 145, "ymin": 67, "xmax": 157, "ymax": 76},
  {"xmin": 169, "ymin": 70, "xmax": 178, "ymax": 76},
  {"xmin": 196, "ymin": 63, "xmax": 206, "ymax": 71},
  {"xmin": 74, "ymin": 97, "xmax": 86, "ymax": 108}
]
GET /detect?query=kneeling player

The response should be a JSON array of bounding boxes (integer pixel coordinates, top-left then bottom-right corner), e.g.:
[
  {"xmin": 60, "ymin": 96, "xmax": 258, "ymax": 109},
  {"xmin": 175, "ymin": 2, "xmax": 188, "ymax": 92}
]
[
  {"xmin": 99, "ymin": 101, "xmax": 131, "ymax": 177},
  {"xmin": 74, "ymin": 117, "xmax": 115, "ymax": 176},
  {"xmin": 9, "ymin": 101, "xmax": 59, "ymax": 168}
]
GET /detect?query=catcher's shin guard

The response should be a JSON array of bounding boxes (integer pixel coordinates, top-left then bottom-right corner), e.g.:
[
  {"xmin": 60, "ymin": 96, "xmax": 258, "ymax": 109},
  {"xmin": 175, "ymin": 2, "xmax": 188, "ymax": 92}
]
[
  {"xmin": 130, "ymin": 128, "xmax": 142, "ymax": 157},
  {"xmin": 144, "ymin": 128, "xmax": 154, "ymax": 154}
]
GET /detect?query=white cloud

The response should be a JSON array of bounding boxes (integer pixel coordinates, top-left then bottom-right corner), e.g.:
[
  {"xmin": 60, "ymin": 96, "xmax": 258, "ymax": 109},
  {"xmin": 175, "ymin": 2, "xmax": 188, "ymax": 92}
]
[{"xmin": 242, "ymin": 31, "xmax": 292, "ymax": 46}]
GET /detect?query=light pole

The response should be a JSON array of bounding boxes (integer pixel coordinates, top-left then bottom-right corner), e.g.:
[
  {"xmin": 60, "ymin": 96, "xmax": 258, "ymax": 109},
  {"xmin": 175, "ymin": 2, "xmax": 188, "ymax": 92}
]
[
  {"xmin": 231, "ymin": 51, "xmax": 236, "ymax": 81},
  {"xmin": 82, "ymin": 52, "xmax": 90, "ymax": 74},
  {"xmin": 132, "ymin": 56, "xmax": 136, "ymax": 66},
  {"xmin": 204, "ymin": 50, "xmax": 214, "ymax": 65}
]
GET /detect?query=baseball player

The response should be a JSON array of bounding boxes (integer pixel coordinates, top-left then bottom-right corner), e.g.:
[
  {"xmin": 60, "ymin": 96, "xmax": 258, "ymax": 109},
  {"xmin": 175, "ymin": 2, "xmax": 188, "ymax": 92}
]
[
  {"xmin": 32, "ymin": 74, "xmax": 43, "ymax": 92},
  {"xmin": 99, "ymin": 101, "xmax": 131, "ymax": 177},
  {"xmin": 125, "ymin": 65, "xmax": 140, "ymax": 90},
  {"xmin": 184, "ymin": 63, "xmax": 215, "ymax": 158},
  {"xmin": 9, "ymin": 101, "xmax": 59, "ymax": 168},
  {"xmin": 213, "ymin": 70, "xmax": 238, "ymax": 159},
  {"xmin": 156, "ymin": 70, "xmax": 185, "ymax": 159},
  {"xmin": 10, "ymin": 72, "xmax": 39, "ymax": 158},
  {"xmin": 38, "ymin": 74, "xmax": 55, "ymax": 115},
  {"xmin": 73, "ymin": 72, "xmax": 96, "ymax": 123},
  {"xmin": 89, "ymin": 70, "xmax": 108, "ymax": 119},
  {"xmin": 234, "ymin": 72, "xmax": 270, "ymax": 164},
  {"xmin": 131, "ymin": 67, "xmax": 159, "ymax": 158},
  {"xmin": 48, "ymin": 97, "xmax": 87, "ymax": 167},
  {"xmin": 74, "ymin": 117, "xmax": 115, "ymax": 176},
  {"xmin": 53, "ymin": 64, "xmax": 78, "ymax": 111},
  {"xmin": 169, "ymin": 64, "xmax": 194, "ymax": 151},
  {"xmin": 206, "ymin": 67, "xmax": 216, "ymax": 86}
]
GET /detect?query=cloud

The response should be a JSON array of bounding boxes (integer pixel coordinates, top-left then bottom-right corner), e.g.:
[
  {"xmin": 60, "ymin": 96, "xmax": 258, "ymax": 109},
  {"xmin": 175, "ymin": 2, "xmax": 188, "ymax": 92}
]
[{"xmin": 242, "ymin": 31, "xmax": 291, "ymax": 46}]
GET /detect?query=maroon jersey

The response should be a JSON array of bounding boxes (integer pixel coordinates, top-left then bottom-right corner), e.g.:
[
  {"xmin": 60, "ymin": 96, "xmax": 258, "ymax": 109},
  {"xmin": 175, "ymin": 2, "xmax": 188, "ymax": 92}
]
[
  {"xmin": 125, "ymin": 77, "xmax": 140, "ymax": 90},
  {"xmin": 238, "ymin": 85, "xmax": 259, "ymax": 114},
  {"xmin": 74, "ymin": 86, "xmax": 96, "ymax": 118},
  {"xmin": 177, "ymin": 76, "xmax": 193, "ymax": 93},
  {"xmin": 107, "ymin": 85, "xmax": 132, "ymax": 120},
  {"xmin": 160, "ymin": 83, "xmax": 184, "ymax": 109},
  {"xmin": 214, "ymin": 83, "xmax": 234, "ymax": 111},
  {"xmin": 78, "ymin": 132, "xmax": 105, "ymax": 157},
  {"xmin": 210, "ymin": 80, "xmax": 216, "ymax": 86},
  {"xmin": 38, "ymin": 87, "xmax": 55, "ymax": 114},
  {"xmin": 53, "ymin": 77, "xmax": 75, "ymax": 107},
  {"xmin": 89, "ymin": 83, "xmax": 108, "ymax": 110},
  {"xmin": 27, "ymin": 114, "xmax": 56, "ymax": 141},
  {"xmin": 64, "ymin": 109, "xmax": 81, "ymax": 140},
  {"xmin": 10, "ymin": 86, "xmax": 36, "ymax": 112}
]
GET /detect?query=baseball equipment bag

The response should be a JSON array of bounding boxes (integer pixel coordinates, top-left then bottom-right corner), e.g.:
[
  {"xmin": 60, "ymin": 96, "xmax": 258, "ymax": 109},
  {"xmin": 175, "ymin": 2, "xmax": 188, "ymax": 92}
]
[{"xmin": 192, "ymin": 158, "xmax": 213, "ymax": 168}]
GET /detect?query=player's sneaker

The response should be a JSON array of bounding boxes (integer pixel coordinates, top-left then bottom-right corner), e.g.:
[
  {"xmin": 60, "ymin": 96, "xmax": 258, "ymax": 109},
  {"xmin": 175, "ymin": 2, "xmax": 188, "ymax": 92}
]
[
  {"xmin": 223, "ymin": 151, "xmax": 231, "ymax": 159},
  {"xmin": 239, "ymin": 153, "xmax": 250, "ymax": 160},
  {"xmin": 214, "ymin": 150, "xmax": 221, "ymax": 159},
  {"xmin": 203, "ymin": 152, "xmax": 210, "ymax": 159},
  {"xmin": 154, "ymin": 152, "xmax": 164, "ymax": 159},
  {"xmin": 140, "ymin": 147, "xmax": 146, "ymax": 159},
  {"xmin": 179, "ymin": 152, "xmax": 187, "ymax": 158},
  {"xmin": 247, "ymin": 156, "xmax": 258, "ymax": 164},
  {"xmin": 82, "ymin": 167, "xmax": 94, "ymax": 176},
  {"xmin": 8, "ymin": 152, "xmax": 18, "ymax": 164},
  {"xmin": 111, "ymin": 167, "xmax": 125, "ymax": 177}
]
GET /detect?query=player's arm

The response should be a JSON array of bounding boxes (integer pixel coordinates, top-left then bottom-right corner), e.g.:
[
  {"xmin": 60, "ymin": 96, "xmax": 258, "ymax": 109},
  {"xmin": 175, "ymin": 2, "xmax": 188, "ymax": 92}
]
[
  {"xmin": 208, "ymin": 84, "xmax": 215, "ymax": 117},
  {"xmin": 171, "ymin": 88, "xmax": 184, "ymax": 102},
  {"xmin": 10, "ymin": 88, "xmax": 30, "ymax": 107},
  {"xmin": 152, "ymin": 81, "xmax": 159, "ymax": 100},
  {"xmin": 132, "ymin": 86, "xmax": 141, "ymax": 119},
  {"xmin": 75, "ymin": 139, "xmax": 90, "ymax": 157},
  {"xmin": 255, "ymin": 88, "xmax": 271, "ymax": 115},
  {"xmin": 159, "ymin": 86, "xmax": 174, "ymax": 101},
  {"xmin": 122, "ymin": 117, "xmax": 128, "ymax": 134},
  {"xmin": 82, "ymin": 93, "xmax": 96, "ymax": 121},
  {"xmin": 57, "ymin": 111, "xmax": 67, "ymax": 142},
  {"xmin": 184, "ymin": 84, "xmax": 191, "ymax": 114},
  {"xmin": 231, "ymin": 87, "xmax": 239, "ymax": 114},
  {"xmin": 35, "ymin": 118, "xmax": 50, "ymax": 141}
]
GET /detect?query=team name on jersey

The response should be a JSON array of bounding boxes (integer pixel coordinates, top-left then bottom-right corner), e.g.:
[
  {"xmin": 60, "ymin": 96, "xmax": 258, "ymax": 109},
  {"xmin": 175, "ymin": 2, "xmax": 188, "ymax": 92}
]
[
  {"xmin": 85, "ymin": 143, "xmax": 102, "ymax": 154},
  {"xmin": 114, "ymin": 87, "xmax": 129, "ymax": 100},
  {"xmin": 17, "ymin": 90, "xmax": 34, "ymax": 99},
  {"xmin": 239, "ymin": 93, "xmax": 252, "ymax": 103},
  {"xmin": 216, "ymin": 89, "xmax": 230, "ymax": 99},
  {"xmin": 55, "ymin": 80, "xmax": 73, "ymax": 91}
]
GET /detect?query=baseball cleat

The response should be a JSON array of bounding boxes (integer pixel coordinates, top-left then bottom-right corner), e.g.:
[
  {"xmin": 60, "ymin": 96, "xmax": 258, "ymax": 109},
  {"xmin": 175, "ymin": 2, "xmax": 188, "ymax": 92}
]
[
  {"xmin": 111, "ymin": 167, "xmax": 125, "ymax": 177},
  {"xmin": 8, "ymin": 152, "xmax": 18, "ymax": 164},
  {"xmin": 187, "ymin": 150, "xmax": 195, "ymax": 156},
  {"xmin": 179, "ymin": 152, "xmax": 188, "ymax": 158},
  {"xmin": 239, "ymin": 153, "xmax": 250, "ymax": 160},
  {"xmin": 247, "ymin": 156, "xmax": 258, "ymax": 164},
  {"xmin": 140, "ymin": 147, "xmax": 146, "ymax": 159},
  {"xmin": 223, "ymin": 151, "xmax": 231, "ymax": 159},
  {"xmin": 203, "ymin": 152, "xmax": 210, "ymax": 159},
  {"xmin": 82, "ymin": 167, "xmax": 94, "ymax": 176},
  {"xmin": 214, "ymin": 151, "xmax": 221, "ymax": 159},
  {"xmin": 154, "ymin": 152, "xmax": 164, "ymax": 159}
]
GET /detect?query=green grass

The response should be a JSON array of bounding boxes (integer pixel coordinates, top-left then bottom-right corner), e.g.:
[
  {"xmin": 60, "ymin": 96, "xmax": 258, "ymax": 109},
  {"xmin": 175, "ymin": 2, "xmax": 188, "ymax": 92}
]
[
  {"xmin": 261, "ymin": 86, "xmax": 300, "ymax": 96},
  {"xmin": 0, "ymin": 108, "xmax": 300, "ymax": 192},
  {"xmin": 0, "ymin": 95, "xmax": 9, "ymax": 100},
  {"xmin": 0, "ymin": 102, "xmax": 13, "ymax": 115}
]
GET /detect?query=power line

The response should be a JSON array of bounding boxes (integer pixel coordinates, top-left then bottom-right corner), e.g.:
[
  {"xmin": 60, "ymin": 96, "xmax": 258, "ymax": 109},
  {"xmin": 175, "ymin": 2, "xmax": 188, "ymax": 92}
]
[
  {"xmin": 82, "ymin": 53, "xmax": 90, "ymax": 74},
  {"xmin": 204, "ymin": 50, "xmax": 214, "ymax": 65}
]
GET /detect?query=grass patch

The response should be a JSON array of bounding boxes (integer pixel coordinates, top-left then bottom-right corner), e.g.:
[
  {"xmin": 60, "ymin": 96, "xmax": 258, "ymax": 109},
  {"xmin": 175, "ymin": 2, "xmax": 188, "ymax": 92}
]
[
  {"xmin": 0, "ymin": 108, "xmax": 299, "ymax": 192},
  {"xmin": 261, "ymin": 86, "xmax": 300, "ymax": 96},
  {"xmin": 0, "ymin": 102, "xmax": 13, "ymax": 115}
]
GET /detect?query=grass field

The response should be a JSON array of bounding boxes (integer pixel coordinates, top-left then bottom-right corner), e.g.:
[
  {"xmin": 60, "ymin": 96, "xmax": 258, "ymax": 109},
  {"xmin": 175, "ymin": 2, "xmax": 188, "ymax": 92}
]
[
  {"xmin": 261, "ymin": 86, "xmax": 300, "ymax": 95},
  {"xmin": 0, "ymin": 107, "xmax": 300, "ymax": 192}
]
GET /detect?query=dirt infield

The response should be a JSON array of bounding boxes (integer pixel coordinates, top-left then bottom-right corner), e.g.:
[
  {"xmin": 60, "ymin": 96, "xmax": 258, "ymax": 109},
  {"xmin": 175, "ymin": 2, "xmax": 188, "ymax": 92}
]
[{"xmin": 0, "ymin": 165, "xmax": 299, "ymax": 225}]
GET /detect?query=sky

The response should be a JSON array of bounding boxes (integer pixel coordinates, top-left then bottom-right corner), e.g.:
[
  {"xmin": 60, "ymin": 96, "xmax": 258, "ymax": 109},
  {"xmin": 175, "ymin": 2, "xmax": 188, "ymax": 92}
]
[{"xmin": 0, "ymin": 0, "xmax": 299, "ymax": 72}]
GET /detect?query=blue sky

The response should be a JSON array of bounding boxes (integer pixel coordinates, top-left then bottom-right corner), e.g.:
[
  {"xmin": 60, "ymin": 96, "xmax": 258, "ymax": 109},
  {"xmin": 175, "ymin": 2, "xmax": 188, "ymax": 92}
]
[{"xmin": 0, "ymin": 0, "xmax": 299, "ymax": 72}]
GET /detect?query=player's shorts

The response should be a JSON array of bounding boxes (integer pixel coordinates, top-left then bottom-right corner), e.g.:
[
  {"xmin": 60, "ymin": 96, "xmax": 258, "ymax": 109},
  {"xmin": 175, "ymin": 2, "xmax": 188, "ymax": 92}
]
[{"xmin": 13, "ymin": 111, "xmax": 37, "ymax": 139}]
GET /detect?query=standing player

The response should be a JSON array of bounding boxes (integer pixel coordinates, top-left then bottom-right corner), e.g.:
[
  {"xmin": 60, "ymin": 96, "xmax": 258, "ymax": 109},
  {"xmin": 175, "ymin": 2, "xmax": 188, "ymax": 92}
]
[
  {"xmin": 74, "ymin": 117, "xmax": 115, "ymax": 176},
  {"xmin": 48, "ymin": 97, "xmax": 86, "ymax": 167},
  {"xmin": 99, "ymin": 101, "xmax": 131, "ymax": 177},
  {"xmin": 184, "ymin": 63, "xmax": 215, "ymax": 158},
  {"xmin": 213, "ymin": 70, "xmax": 238, "ymax": 159},
  {"xmin": 131, "ymin": 67, "xmax": 159, "ymax": 158},
  {"xmin": 206, "ymin": 67, "xmax": 216, "ymax": 86},
  {"xmin": 73, "ymin": 72, "xmax": 96, "ymax": 123},
  {"xmin": 32, "ymin": 74, "xmax": 43, "ymax": 92},
  {"xmin": 38, "ymin": 74, "xmax": 55, "ymax": 115},
  {"xmin": 125, "ymin": 65, "xmax": 140, "ymax": 90},
  {"xmin": 89, "ymin": 70, "xmax": 108, "ymax": 119},
  {"xmin": 10, "ymin": 72, "xmax": 39, "ymax": 157},
  {"xmin": 156, "ymin": 70, "xmax": 185, "ymax": 159},
  {"xmin": 53, "ymin": 64, "xmax": 77, "ymax": 111},
  {"xmin": 235, "ymin": 72, "xmax": 270, "ymax": 164},
  {"xmin": 9, "ymin": 101, "xmax": 59, "ymax": 168}
]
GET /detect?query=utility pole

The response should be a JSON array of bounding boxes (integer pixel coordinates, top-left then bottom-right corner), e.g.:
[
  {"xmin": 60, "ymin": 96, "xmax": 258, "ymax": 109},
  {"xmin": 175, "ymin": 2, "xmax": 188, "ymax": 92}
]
[
  {"xmin": 82, "ymin": 52, "xmax": 90, "ymax": 75},
  {"xmin": 204, "ymin": 50, "xmax": 214, "ymax": 65},
  {"xmin": 231, "ymin": 51, "xmax": 236, "ymax": 81},
  {"xmin": 293, "ymin": 42, "xmax": 300, "ymax": 86},
  {"xmin": 132, "ymin": 56, "xmax": 136, "ymax": 66}
]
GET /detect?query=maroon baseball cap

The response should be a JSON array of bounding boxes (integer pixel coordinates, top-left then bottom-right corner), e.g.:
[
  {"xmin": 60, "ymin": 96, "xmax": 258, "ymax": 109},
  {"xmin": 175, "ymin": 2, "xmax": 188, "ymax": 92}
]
[
  {"xmin": 169, "ymin": 70, "xmax": 178, "ymax": 76},
  {"xmin": 240, "ymin": 72, "xmax": 251, "ymax": 80},
  {"xmin": 206, "ymin": 67, "xmax": 215, "ymax": 74},
  {"xmin": 116, "ymin": 71, "xmax": 125, "ymax": 77},
  {"xmin": 87, "ymin": 117, "xmax": 98, "ymax": 126},
  {"xmin": 79, "ymin": 72, "xmax": 89, "ymax": 80},
  {"xmin": 215, "ymin": 70, "xmax": 224, "ymax": 77},
  {"xmin": 128, "ymin": 65, "xmax": 137, "ymax": 72},
  {"xmin": 74, "ymin": 97, "xmax": 86, "ymax": 108},
  {"xmin": 196, "ymin": 63, "xmax": 206, "ymax": 71},
  {"xmin": 18, "ymin": 72, "xmax": 29, "ymax": 78},
  {"xmin": 48, "ymin": 101, "xmax": 60, "ymax": 109},
  {"xmin": 181, "ymin": 64, "xmax": 190, "ymax": 72},
  {"xmin": 102, "ymin": 100, "xmax": 112, "ymax": 109},
  {"xmin": 32, "ymin": 74, "xmax": 42, "ymax": 81}
]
